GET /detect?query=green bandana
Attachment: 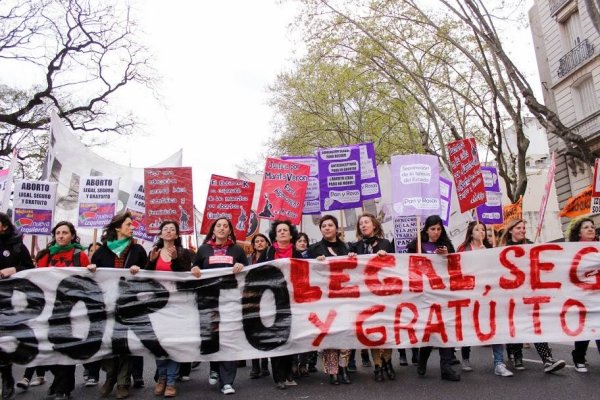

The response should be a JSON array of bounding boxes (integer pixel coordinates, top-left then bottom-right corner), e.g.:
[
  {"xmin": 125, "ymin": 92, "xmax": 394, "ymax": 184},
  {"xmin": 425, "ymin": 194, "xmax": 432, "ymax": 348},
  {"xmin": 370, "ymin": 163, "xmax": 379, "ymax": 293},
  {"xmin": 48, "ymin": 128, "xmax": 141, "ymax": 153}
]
[
  {"xmin": 107, "ymin": 237, "xmax": 131, "ymax": 258},
  {"xmin": 48, "ymin": 243, "xmax": 85, "ymax": 255}
]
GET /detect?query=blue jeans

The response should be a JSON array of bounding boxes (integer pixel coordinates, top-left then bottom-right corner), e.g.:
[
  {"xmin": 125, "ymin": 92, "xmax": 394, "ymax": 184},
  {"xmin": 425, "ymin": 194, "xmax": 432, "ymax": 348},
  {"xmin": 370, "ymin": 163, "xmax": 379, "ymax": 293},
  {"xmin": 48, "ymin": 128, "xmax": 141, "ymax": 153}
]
[
  {"xmin": 492, "ymin": 344, "xmax": 505, "ymax": 366},
  {"xmin": 156, "ymin": 359, "xmax": 179, "ymax": 386}
]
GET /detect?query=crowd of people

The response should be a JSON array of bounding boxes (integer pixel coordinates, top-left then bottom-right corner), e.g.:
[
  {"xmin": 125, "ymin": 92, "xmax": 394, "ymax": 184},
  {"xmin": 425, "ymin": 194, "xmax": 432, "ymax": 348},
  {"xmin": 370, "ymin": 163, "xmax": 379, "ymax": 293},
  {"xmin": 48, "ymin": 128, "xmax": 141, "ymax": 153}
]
[{"xmin": 0, "ymin": 210, "xmax": 597, "ymax": 400}]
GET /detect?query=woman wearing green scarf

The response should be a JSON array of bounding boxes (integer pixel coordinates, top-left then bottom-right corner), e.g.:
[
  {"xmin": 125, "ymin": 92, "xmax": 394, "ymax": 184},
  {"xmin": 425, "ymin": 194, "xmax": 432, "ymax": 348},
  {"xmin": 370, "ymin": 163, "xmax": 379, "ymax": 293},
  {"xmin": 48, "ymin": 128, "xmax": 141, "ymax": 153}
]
[{"xmin": 90, "ymin": 211, "xmax": 148, "ymax": 399}]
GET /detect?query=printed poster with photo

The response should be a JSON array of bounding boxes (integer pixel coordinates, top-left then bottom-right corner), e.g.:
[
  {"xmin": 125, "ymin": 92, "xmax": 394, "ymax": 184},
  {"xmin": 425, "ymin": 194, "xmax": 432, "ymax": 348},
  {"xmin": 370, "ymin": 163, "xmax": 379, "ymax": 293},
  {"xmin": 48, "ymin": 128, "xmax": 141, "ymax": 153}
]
[
  {"xmin": 13, "ymin": 180, "xmax": 58, "ymax": 235},
  {"xmin": 77, "ymin": 176, "xmax": 119, "ymax": 228}
]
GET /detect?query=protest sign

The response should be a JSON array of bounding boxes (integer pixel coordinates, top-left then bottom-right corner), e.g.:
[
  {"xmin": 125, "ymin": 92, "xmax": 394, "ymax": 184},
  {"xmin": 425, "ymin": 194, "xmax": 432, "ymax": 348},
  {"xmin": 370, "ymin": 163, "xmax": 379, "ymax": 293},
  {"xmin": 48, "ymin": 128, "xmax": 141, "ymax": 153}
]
[
  {"xmin": 256, "ymin": 158, "xmax": 309, "ymax": 224},
  {"xmin": 318, "ymin": 146, "xmax": 362, "ymax": 211},
  {"xmin": 144, "ymin": 167, "xmax": 194, "ymax": 235},
  {"xmin": 393, "ymin": 215, "xmax": 419, "ymax": 253},
  {"xmin": 77, "ymin": 176, "xmax": 119, "ymax": 228},
  {"xmin": 560, "ymin": 185, "xmax": 592, "ymax": 218},
  {"xmin": 391, "ymin": 154, "xmax": 440, "ymax": 216},
  {"xmin": 535, "ymin": 152, "xmax": 556, "ymax": 240},
  {"xmin": 0, "ymin": 151, "xmax": 17, "ymax": 213},
  {"xmin": 448, "ymin": 138, "xmax": 486, "ymax": 213},
  {"xmin": 476, "ymin": 166, "xmax": 504, "ymax": 224},
  {"xmin": 495, "ymin": 197, "xmax": 523, "ymax": 231},
  {"xmin": 439, "ymin": 177, "xmax": 452, "ymax": 227},
  {"xmin": 126, "ymin": 183, "xmax": 153, "ymax": 242},
  {"xmin": 359, "ymin": 142, "xmax": 381, "ymax": 201},
  {"xmin": 12, "ymin": 180, "xmax": 58, "ymax": 235},
  {"xmin": 281, "ymin": 155, "xmax": 320, "ymax": 215},
  {"xmin": 5, "ymin": 243, "xmax": 600, "ymax": 366},
  {"xmin": 200, "ymin": 175, "xmax": 254, "ymax": 240},
  {"xmin": 592, "ymin": 159, "xmax": 600, "ymax": 214}
]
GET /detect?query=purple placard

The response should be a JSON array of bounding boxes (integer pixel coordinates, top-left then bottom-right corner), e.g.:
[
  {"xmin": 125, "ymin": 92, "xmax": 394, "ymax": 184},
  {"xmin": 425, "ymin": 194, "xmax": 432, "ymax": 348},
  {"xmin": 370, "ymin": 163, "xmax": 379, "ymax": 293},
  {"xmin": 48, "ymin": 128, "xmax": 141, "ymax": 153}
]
[
  {"xmin": 317, "ymin": 146, "xmax": 362, "ymax": 211},
  {"xmin": 477, "ymin": 166, "xmax": 503, "ymax": 224},
  {"xmin": 439, "ymin": 177, "xmax": 452, "ymax": 227},
  {"xmin": 78, "ymin": 203, "xmax": 116, "ymax": 227},
  {"xmin": 281, "ymin": 155, "xmax": 320, "ymax": 215},
  {"xmin": 391, "ymin": 154, "xmax": 440, "ymax": 217},
  {"xmin": 481, "ymin": 166, "xmax": 500, "ymax": 192},
  {"xmin": 13, "ymin": 209, "xmax": 53, "ymax": 235},
  {"xmin": 393, "ymin": 215, "xmax": 419, "ymax": 253},
  {"xmin": 358, "ymin": 142, "xmax": 381, "ymax": 201},
  {"xmin": 128, "ymin": 209, "xmax": 154, "ymax": 242}
]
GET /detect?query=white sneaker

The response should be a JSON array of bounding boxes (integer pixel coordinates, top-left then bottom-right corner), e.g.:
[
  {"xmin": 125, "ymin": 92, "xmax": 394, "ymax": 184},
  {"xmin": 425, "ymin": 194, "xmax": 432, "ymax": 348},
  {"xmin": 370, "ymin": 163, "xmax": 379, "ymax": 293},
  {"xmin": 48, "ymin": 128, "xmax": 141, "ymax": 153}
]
[
  {"xmin": 285, "ymin": 379, "xmax": 298, "ymax": 386},
  {"xmin": 85, "ymin": 378, "xmax": 98, "ymax": 387},
  {"xmin": 221, "ymin": 384, "xmax": 235, "ymax": 395},
  {"xmin": 574, "ymin": 363, "xmax": 588, "ymax": 373},
  {"xmin": 209, "ymin": 371, "xmax": 219, "ymax": 385},
  {"xmin": 16, "ymin": 378, "xmax": 29, "ymax": 390},
  {"xmin": 494, "ymin": 363, "xmax": 514, "ymax": 377},
  {"xmin": 180, "ymin": 376, "xmax": 190, "ymax": 382},
  {"xmin": 461, "ymin": 360, "xmax": 473, "ymax": 372},
  {"xmin": 30, "ymin": 376, "xmax": 45, "ymax": 386}
]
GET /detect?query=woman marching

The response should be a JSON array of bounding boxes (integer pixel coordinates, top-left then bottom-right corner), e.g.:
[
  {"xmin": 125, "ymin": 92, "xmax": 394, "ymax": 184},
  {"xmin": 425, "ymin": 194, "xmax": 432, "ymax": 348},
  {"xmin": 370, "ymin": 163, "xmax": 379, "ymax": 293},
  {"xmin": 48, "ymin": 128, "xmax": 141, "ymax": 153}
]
[
  {"xmin": 349, "ymin": 213, "xmax": 396, "ymax": 382},
  {"xmin": 567, "ymin": 217, "xmax": 600, "ymax": 373},
  {"xmin": 89, "ymin": 211, "xmax": 149, "ymax": 399},
  {"xmin": 307, "ymin": 215, "xmax": 352, "ymax": 385},
  {"xmin": 498, "ymin": 219, "xmax": 566, "ymax": 373},
  {"xmin": 456, "ymin": 221, "xmax": 513, "ymax": 377},
  {"xmin": 136, "ymin": 220, "xmax": 192, "ymax": 397},
  {"xmin": 35, "ymin": 221, "xmax": 95, "ymax": 399},
  {"xmin": 190, "ymin": 218, "xmax": 247, "ymax": 395},
  {"xmin": 406, "ymin": 215, "xmax": 460, "ymax": 382},
  {"xmin": 0, "ymin": 212, "xmax": 35, "ymax": 400}
]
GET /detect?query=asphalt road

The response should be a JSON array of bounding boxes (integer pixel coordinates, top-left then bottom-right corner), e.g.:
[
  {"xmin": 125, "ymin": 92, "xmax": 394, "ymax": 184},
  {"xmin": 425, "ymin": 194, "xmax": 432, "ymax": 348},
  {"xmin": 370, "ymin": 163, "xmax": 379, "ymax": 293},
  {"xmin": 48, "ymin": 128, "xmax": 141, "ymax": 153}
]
[{"xmin": 8, "ymin": 343, "xmax": 600, "ymax": 400}]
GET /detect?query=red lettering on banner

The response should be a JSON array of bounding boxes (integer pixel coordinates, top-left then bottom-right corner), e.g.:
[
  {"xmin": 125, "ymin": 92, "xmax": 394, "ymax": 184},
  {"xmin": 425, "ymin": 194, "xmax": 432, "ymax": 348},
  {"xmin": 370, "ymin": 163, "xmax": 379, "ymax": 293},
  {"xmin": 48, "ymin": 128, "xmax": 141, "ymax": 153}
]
[
  {"xmin": 364, "ymin": 255, "xmax": 402, "ymax": 296},
  {"xmin": 448, "ymin": 299, "xmax": 470, "ymax": 341},
  {"xmin": 356, "ymin": 305, "xmax": 387, "ymax": 346},
  {"xmin": 422, "ymin": 303, "xmax": 448, "ymax": 343},
  {"xmin": 508, "ymin": 298, "xmax": 516, "ymax": 338},
  {"xmin": 560, "ymin": 299, "xmax": 586, "ymax": 336},
  {"xmin": 290, "ymin": 259, "xmax": 322, "ymax": 303},
  {"xmin": 569, "ymin": 246, "xmax": 600, "ymax": 290},
  {"xmin": 523, "ymin": 296, "xmax": 551, "ymax": 335},
  {"xmin": 473, "ymin": 300, "xmax": 496, "ymax": 341},
  {"xmin": 308, "ymin": 310, "xmax": 337, "ymax": 346},
  {"xmin": 447, "ymin": 254, "xmax": 475, "ymax": 291},
  {"xmin": 408, "ymin": 256, "xmax": 446, "ymax": 292},
  {"xmin": 393, "ymin": 303, "xmax": 419, "ymax": 345},
  {"xmin": 530, "ymin": 244, "xmax": 562, "ymax": 289},
  {"xmin": 328, "ymin": 258, "xmax": 360, "ymax": 298},
  {"xmin": 499, "ymin": 247, "xmax": 526, "ymax": 289}
]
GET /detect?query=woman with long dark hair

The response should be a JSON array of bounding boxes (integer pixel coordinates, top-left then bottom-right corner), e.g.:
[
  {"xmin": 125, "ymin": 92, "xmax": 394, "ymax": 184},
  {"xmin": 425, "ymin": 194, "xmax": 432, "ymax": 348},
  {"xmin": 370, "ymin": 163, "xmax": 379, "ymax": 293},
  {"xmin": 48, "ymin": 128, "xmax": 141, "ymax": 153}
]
[
  {"xmin": 498, "ymin": 219, "xmax": 565, "ymax": 374},
  {"xmin": 457, "ymin": 221, "xmax": 512, "ymax": 377},
  {"xmin": 568, "ymin": 217, "xmax": 600, "ymax": 373},
  {"xmin": 307, "ymin": 215, "xmax": 352, "ymax": 385},
  {"xmin": 294, "ymin": 232, "xmax": 316, "ymax": 375},
  {"xmin": 90, "ymin": 211, "xmax": 148, "ymax": 399},
  {"xmin": 406, "ymin": 215, "xmax": 460, "ymax": 382},
  {"xmin": 190, "ymin": 218, "xmax": 247, "ymax": 395},
  {"xmin": 0, "ymin": 212, "xmax": 35, "ymax": 400}
]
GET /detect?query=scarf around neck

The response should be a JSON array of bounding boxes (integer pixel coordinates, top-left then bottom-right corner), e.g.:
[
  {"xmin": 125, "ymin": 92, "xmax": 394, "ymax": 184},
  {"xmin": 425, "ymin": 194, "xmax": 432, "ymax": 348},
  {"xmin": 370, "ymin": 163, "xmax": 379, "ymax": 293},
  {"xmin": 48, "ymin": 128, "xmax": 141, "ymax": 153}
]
[
  {"xmin": 107, "ymin": 237, "xmax": 132, "ymax": 258},
  {"xmin": 48, "ymin": 242, "xmax": 85, "ymax": 255},
  {"xmin": 273, "ymin": 242, "xmax": 293, "ymax": 259}
]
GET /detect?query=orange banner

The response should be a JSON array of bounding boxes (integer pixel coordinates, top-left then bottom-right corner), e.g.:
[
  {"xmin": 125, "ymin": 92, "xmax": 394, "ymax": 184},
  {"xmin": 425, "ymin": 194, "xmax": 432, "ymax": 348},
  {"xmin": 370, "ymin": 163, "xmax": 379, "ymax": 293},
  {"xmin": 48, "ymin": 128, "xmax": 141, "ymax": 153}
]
[
  {"xmin": 494, "ymin": 196, "xmax": 523, "ymax": 231},
  {"xmin": 559, "ymin": 185, "xmax": 592, "ymax": 218}
]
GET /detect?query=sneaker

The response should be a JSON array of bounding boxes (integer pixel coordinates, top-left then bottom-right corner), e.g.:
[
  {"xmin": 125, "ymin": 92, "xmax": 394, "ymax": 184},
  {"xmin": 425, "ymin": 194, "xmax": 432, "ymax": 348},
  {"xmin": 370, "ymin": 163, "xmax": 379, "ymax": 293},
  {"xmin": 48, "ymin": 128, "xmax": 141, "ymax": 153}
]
[
  {"xmin": 494, "ymin": 363, "xmax": 514, "ymax": 377},
  {"xmin": 16, "ymin": 378, "xmax": 29, "ymax": 390},
  {"xmin": 574, "ymin": 363, "xmax": 588, "ymax": 373},
  {"xmin": 208, "ymin": 371, "xmax": 219, "ymax": 386},
  {"xmin": 30, "ymin": 377, "xmax": 46, "ymax": 387},
  {"xmin": 85, "ymin": 378, "xmax": 98, "ymax": 387},
  {"xmin": 179, "ymin": 376, "xmax": 190, "ymax": 382},
  {"xmin": 461, "ymin": 360, "xmax": 473, "ymax": 372},
  {"xmin": 543, "ymin": 359, "xmax": 566, "ymax": 373},
  {"xmin": 513, "ymin": 357, "xmax": 525, "ymax": 371},
  {"xmin": 221, "ymin": 384, "xmax": 235, "ymax": 395},
  {"xmin": 132, "ymin": 378, "xmax": 144, "ymax": 388},
  {"xmin": 55, "ymin": 393, "xmax": 70, "ymax": 400},
  {"xmin": 361, "ymin": 360, "xmax": 372, "ymax": 368},
  {"xmin": 276, "ymin": 382, "xmax": 286, "ymax": 390},
  {"xmin": 285, "ymin": 379, "xmax": 297, "ymax": 386}
]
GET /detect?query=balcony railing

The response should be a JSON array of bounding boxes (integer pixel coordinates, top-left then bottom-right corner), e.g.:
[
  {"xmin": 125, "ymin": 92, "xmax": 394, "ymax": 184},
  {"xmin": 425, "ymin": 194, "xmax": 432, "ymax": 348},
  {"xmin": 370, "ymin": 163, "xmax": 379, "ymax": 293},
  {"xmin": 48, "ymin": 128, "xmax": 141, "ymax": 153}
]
[
  {"xmin": 571, "ymin": 110, "xmax": 600, "ymax": 141},
  {"xmin": 557, "ymin": 39, "xmax": 594, "ymax": 78},
  {"xmin": 549, "ymin": 0, "xmax": 571, "ymax": 16}
]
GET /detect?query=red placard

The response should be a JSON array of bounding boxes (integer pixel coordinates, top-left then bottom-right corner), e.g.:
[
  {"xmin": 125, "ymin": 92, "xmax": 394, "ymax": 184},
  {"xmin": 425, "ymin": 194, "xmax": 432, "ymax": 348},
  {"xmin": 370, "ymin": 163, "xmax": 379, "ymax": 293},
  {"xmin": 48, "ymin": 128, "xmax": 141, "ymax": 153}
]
[
  {"xmin": 592, "ymin": 159, "xmax": 600, "ymax": 197},
  {"xmin": 200, "ymin": 175, "xmax": 255, "ymax": 241},
  {"xmin": 256, "ymin": 158, "xmax": 310, "ymax": 225},
  {"xmin": 144, "ymin": 167, "xmax": 194, "ymax": 235},
  {"xmin": 447, "ymin": 138, "xmax": 486, "ymax": 213}
]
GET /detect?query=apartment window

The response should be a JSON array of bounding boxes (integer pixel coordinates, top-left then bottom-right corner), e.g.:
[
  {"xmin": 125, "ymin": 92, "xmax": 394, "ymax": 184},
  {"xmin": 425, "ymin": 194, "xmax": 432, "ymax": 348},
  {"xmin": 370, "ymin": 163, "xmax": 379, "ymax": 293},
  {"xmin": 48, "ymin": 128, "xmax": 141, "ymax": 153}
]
[
  {"xmin": 573, "ymin": 77, "xmax": 599, "ymax": 119},
  {"xmin": 561, "ymin": 10, "xmax": 582, "ymax": 51}
]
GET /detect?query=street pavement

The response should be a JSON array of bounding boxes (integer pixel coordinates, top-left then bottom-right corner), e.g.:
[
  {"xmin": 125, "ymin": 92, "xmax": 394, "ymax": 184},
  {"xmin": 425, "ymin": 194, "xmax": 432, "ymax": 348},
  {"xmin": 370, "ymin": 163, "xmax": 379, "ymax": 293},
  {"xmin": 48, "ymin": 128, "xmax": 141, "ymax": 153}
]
[{"xmin": 8, "ymin": 342, "xmax": 600, "ymax": 400}]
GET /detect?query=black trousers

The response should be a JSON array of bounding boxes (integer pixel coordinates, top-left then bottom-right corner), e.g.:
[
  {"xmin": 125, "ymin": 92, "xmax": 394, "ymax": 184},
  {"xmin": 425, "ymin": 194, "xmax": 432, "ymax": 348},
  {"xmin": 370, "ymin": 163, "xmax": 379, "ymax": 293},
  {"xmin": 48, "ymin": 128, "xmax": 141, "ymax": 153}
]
[
  {"xmin": 419, "ymin": 346, "xmax": 454, "ymax": 369},
  {"xmin": 271, "ymin": 355, "xmax": 293, "ymax": 383},
  {"xmin": 572, "ymin": 340, "xmax": 600, "ymax": 363},
  {"xmin": 49, "ymin": 365, "xmax": 75, "ymax": 394}
]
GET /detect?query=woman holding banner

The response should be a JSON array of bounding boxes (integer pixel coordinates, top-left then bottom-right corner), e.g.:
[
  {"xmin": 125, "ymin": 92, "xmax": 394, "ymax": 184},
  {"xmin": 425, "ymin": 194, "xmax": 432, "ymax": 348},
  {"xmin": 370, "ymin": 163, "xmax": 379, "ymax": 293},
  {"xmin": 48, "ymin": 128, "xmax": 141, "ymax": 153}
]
[
  {"xmin": 258, "ymin": 220, "xmax": 302, "ymax": 390},
  {"xmin": 457, "ymin": 221, "xmax": 513, "ymax": 377},
  {"xmin": 295, "ymin": 232, "xmax": 317, "ymax": 375},
  {"xmin": 190, "ymin": 218, "xmax": 247, "ymax": 395},
  {"xmin": 498, "ymin": 219, "xmax": 566, "ymax": 374},
  {"xmin": 0, "ymin": 212, "xmax": 35, "ymax": 400},
  {"xmin": 406, "ymin": 215, "xmax": 461, "ymax": 382},
  {"xmin": 307, "ymin": 215, "xmax": 352, "ymax": 385},
  {"xmin": 568, "ymin": 217, "xmax": 600, "ymax": 373},
  {"xmin": 33, "ymin": 221, "xmax": 93, "ymax": 400},
  {"xmin": 349, "ymin": 213, "xmax": 396, "ymax": 382},
  {"xmin": 89, "ymin": 211, "xmax": 149, "ymax": 399},
  {"xmin": 247, "ymin": 233, "xmax": 272, "ymax": 379}
]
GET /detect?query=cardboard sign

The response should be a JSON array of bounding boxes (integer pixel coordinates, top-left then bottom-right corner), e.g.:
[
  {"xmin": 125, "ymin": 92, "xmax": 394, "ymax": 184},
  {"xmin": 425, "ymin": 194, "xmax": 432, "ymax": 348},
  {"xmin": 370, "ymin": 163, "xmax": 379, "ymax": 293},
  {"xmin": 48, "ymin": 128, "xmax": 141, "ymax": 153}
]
[
  {"xmin": 13, "ymin": 180, "xmax": 58, "ymax": 235},
  {"xmin": 77, "ymin": 176, "xmax": 119, "ymax": 228},
  {"xmin": 448, "ymin": 138, "xmax": 486, "ymax": 213}
]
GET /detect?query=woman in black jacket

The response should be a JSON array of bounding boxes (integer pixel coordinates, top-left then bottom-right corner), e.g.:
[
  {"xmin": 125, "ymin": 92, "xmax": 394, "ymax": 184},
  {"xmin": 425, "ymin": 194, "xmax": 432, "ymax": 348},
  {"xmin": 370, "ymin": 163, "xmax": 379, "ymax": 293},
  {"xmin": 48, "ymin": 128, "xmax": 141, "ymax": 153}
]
[
  {"xmin": 307, "ymin": 215, "xmax": 352, "ymax": 385},
  {"xmin": 0, "ymin": 212, "xmax": 35, "ymax": 400},
  {"xmin": 89, "ymin": 211, "xmax": 148, "ymax": 399},
  {"xmin": 406, "ymin": 215, "xmax": 460, "ymax": 382},
  {"xmin": 190, "ymin": 218, "xmax": 247, "ymax": 395}
]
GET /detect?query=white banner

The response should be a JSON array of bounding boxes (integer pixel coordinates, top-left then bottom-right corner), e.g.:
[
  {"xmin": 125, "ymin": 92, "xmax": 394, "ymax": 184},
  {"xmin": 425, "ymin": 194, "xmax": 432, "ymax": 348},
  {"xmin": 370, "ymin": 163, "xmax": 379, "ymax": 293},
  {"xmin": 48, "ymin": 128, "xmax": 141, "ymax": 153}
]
[{"xmin": 3, "ymin": 243, "xmax": 600, "ymax": 367}]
